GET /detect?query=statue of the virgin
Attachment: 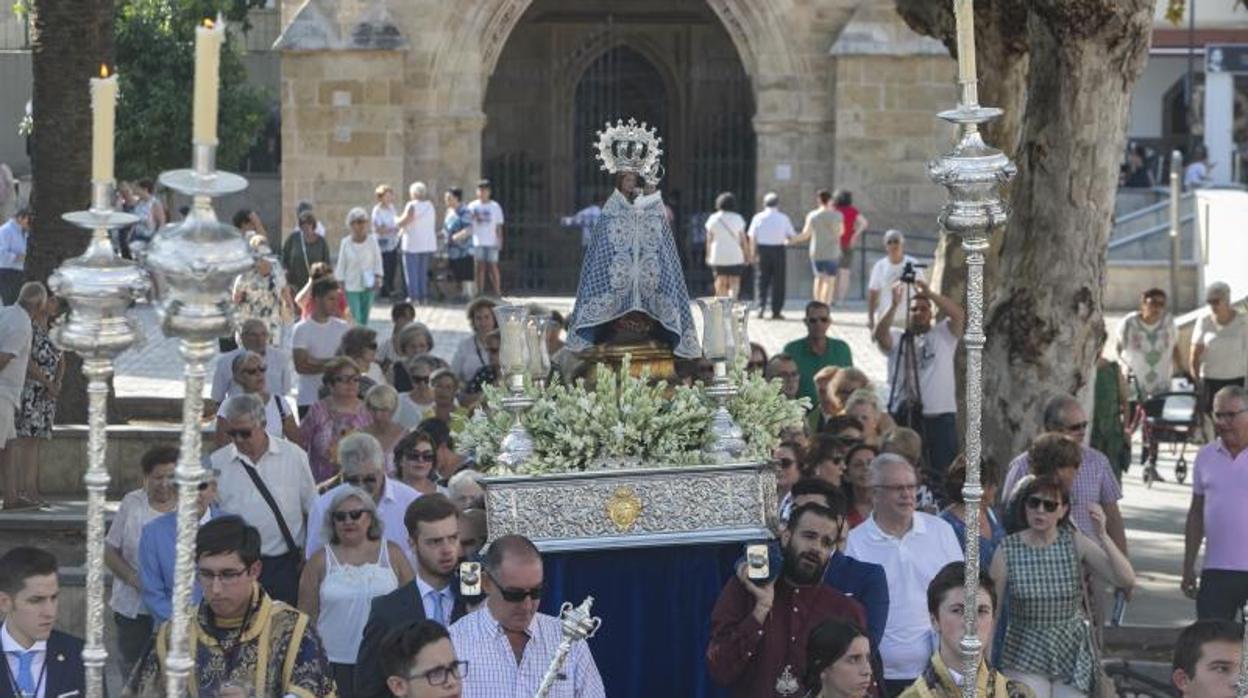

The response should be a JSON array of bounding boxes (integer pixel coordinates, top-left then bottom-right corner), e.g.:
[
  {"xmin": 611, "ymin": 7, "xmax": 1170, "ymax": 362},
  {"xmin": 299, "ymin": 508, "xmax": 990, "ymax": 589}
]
[{"xmin": 564, "ymin": 118, "xmax": 701, "ymax": 366}]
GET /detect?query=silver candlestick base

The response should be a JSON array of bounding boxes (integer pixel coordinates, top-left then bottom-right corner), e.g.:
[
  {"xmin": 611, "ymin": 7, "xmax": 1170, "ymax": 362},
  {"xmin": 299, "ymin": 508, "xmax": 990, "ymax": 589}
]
[
  {"xmin": 50, "ymin": 179, "xmax": 150, "ymax": 698},
  {"xmin": 496, "ymin": 373, "xmax": 536, "ymax": 471},
  {"xmin": 535, "ymin": 597, "xmax": 602, "ymax": 698},
  {"xmin": 704, "ymin": 360, "xmax": 745, "ymax": 462}
]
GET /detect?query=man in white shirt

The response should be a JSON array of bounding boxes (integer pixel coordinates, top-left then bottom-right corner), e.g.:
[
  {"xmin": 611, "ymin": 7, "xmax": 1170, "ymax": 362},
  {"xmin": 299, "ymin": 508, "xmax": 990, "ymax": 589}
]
[
  {"xmin": 0, "ymin": 547, "xmax": 87, "ymax": 698},
  {"xmin": 0, "ymin": 281, "xmax": 37, "ymax": 510},
  {"xmin": 467, "ymin": 179, "xmax": 505, "ymax": 297},
  {"xmin": 304, "ymin": 432, "xmax": 420, "ymax": 564},
  {"xmin": 867, "ymin": 229, "xmax": 925, "ymax": 331},
  {"xmin": 845, "ymin": 453, "xmax": 963, "ymax": 695},
  {"xmin": 0, "ymin": 208, "xmax": 29, "ymax": 305},
  {"xmin": 210, "ymin": 394, "xmax": 317, "ymax": 606},
  {"xmin": 208, "ymin": 318, "xmax": 292, "ymax": 414},
  {"xmin": 292, "ymin": 277, "xmax": 350, "ymax": 418},
  {"xmin": 747, "ymin": 192, "xmax": 796, "ymax": 320},
  {"xmin": 450, "ymin": 535, "xmax": 605, "ymax": 697}
]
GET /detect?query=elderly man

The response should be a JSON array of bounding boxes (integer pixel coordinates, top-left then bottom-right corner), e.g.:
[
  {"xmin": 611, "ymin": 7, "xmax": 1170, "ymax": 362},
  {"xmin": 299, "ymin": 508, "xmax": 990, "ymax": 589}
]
[
  {"xmin": 138, "ymin": 466, "xmax": 226, "ymax": 625},
  {"xmin": 305, "ymin": 431, "xmax": 421, "ymax": 564},
  {"xmin": 708, "ymin": 503, "xmax": 868, "ymax": 696},
  {"xmin": 208, "ymin": 318, "xmax": 292, "ymax": 413},
  {"xmin": 873, "ymin": 279, "xmax": 964, "ymax": 504},
  {"xmin": 0, "ymin": 207, "xmax": 29, "ymax": 304},
  {"xmin": 845, "ymin": 453, "xmax": 963, "ymax": 695},
  {"xmin": 211, "ymin": 350, "xmax": 298, "ymax": 449},
  {"xmin": 1002, "ymin": 395, "xmax": 1127, "ymax": 554},
  {"xmin": 1183, "ymin": 385, "xmax": 1248, "ymax": 620},
  {"xmin": 450, "ymin": 535, "xmax": 605, "ymax": 697},
  {"xmin": 356, "ymin": 494, "xmax": 467, "ymax": 698},
  {"xmin": 210, "ymin": 393, "xmax": 316, "ymax": 605},
  {"xmin": 765, "ymin": 353, "xmax": 801, "ymax": 402},
  {"xmin": 0, "ymin": 281, "xmax": 39, "ymax": 510},
  {"xmin": 748, "ymin": 192, "xmax": 796, "ymax": 320},
  {"xmin": 867, "ymin": 229, "xmax": 924, "ymax": 332}
]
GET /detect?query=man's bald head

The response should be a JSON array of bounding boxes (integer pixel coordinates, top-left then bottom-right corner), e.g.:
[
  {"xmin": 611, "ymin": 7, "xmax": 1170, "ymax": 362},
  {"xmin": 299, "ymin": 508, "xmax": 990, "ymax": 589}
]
[{"xmin": 482, "ymin": 534, "xmax": 541, "ymax": 576}]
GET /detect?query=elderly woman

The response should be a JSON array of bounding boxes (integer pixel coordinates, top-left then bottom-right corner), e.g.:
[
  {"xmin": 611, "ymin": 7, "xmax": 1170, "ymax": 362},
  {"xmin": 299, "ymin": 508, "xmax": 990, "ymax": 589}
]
[
  {"xmin": 990, "ymin": 475, "xmax": 1135, "ymax": 698},
  {"xmin": 806, "ymin": 434, "xmax": 851, "ymax": 489},
  {"xmin": 396, "ymin": 181, "xmax": 438, "ymax": 304},
  {"xmin": 802, "ymin": 619, "xmax": 874, "ymax": 698},
  {"xmin": 335, "ymin": 207, "xmax": 384, "ymax": 326},
  {"xmin": 1192, "ymin": 280, "xmax": 1248, "ymax": 426},
  {"xmin": 298, "ymin": 485, "xmax": 413, "ymax": 698},
  {"xmin": 447, "ymin": 468, "xmax": 485, "ymax": 510},
  {"xmin": 939, "ymin": 455, "xmax": 1005, "ymax": 570},
  {"xmin": 105, "ymin": 445, "xmax": 179, "ymax": 675},
  {"xmin": 844, "ymin": 442, "xmax": 877, "ymax": 528},
  {"xmin": 396, "ymin": 355, "xmax": 437, "ymax": 429},
  {"xmin": 300, "ymin": 356, "xmax": 374, "ymax": 482},
  {"xmin": 451, "ymin": 296, "xmax": 498, "ymax": 383},
  {"xmin": 362, "ymin": 384, "xmax": 407, "ymax": 475},
  {"xmin": 898, "ymin": 562, "xmax": 1035, "ymax": 698},
  {"xmin": 393, "ymin": 430, "xmax": 443, "ymax": 495},
  {"xmin": 213, "ymin": 350, "xmax": 298, "ymax": 449},
  {"xmin": 12, "ymin": 289, "xmax": 64, "ymax": 508},
  {"xmin": 337, "ymin": 325, "xmax": 386, "ymax": 396},
  {"xmin": 843, "ymin": 389, "xmax": 894, "ymax": 447},
  {"xmin": 391, "ymin": 321, "xmax": 435, "ymax": 392},
  {"xmin": 371, "ymin": 184, "xmax": 401, "ymax": 299},
  {"xmin": 428, "ymin": 368, "xmax": 463, "ymax": 424},
  {"xmin": 233, "ymin": 236, "xmax": 294, "ymax": 346}
]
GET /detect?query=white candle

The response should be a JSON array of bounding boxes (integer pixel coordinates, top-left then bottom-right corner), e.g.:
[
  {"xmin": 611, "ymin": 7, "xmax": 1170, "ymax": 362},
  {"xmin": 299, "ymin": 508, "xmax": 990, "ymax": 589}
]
[
  {"xmin": 953, "ymin": 0, "xmax": 979, "ymax": 104},
  {"xmin": 192, "ymin": 16, "xmax": 225, "ymax": 144},
  {"xmin": 525, "ymin": 321, "xmax": 546, "ymax": 377},
  {"xmin": 90, "ymin": 65, "xmax": 117, "ymax": 184},
  {"xmin": 500, "ymin": 319, "xmax": 527, "ymax": 373},
  {"xmin": 705, "ymin": 304, "xmax": 726, "ymax": 360}
]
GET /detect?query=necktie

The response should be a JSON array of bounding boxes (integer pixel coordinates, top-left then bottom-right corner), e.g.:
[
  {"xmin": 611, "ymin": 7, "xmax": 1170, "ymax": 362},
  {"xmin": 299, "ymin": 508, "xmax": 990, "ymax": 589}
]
[
  {"xmin": 430, "ymin": 591, "xmax": 446, "ymax": 625},
  {"xmin": 13, "ymin": 650, "xmax": 35, "ymax": 697}
]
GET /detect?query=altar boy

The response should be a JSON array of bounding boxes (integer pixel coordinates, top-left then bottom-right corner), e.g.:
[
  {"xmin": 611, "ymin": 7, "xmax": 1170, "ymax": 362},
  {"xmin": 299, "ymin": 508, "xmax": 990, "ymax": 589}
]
[{"xmin": 0, "ymin": 547, "xmax": 86, "ymax": 698}]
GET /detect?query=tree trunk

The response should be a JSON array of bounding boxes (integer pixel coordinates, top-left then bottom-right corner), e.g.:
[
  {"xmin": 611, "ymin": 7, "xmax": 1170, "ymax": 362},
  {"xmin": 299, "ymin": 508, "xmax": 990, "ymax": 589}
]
[
  {"xmin": 981, "ymin": 0, "xmax": 1154, "ymax": 470},
  {"xmin": 30, "ymin": 0, "xmax": 115, "ymax": 423}
]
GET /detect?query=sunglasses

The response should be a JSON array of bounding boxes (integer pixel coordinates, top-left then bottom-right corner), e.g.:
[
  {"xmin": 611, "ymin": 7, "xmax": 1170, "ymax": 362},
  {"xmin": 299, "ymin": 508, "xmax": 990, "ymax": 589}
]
[
  {"xmin": 226, "ymin": 428, "xmax": 253, "ymax": 439},
  {"xmin": 1025, "ymin": 496, "xmax": 1061, "ymax": 513},
  {"xmin": 1061, "ymin": 421, "xmax": 1088, "ymax": 433},
  {"xmin": 486, "ymin": 570, "xmax": 543, "ymax": 602},
  {"xmin": 885, "ymin": 240, "xmax": 901, "ymax": 245},
  {"xmin": 1144, "ymin": 298, "xmax": 1166, "ymax": 307},
  {"xmin": 240, "ymin": 366, "xmax": 266, "ymax": 375},
  {"xmin": 197, "ymin": 481, "xmax": 212, "ymax": 492},
  {"xmin": 411, "ymin": 374, "xmax": 431, "ymax": 384},
  {"xmin": 332, "ymin": 509, "xmax": 368, "ymax": 523},
  {"xmin": 772, "ymin": 457, "xmax": 796, "ymax": 469},
  {"xmin": 344, "ymin": 475, "xmax": 378, "ymax": 487},
  {"xmin": 405, "ymin": 450, "xmax": 436, "ymax": 462},
  {"xmin": 334, "ymin": 374, "xmax": 361, "ymax": 384},
  {"xmin": 805, "ymin": 317, "xmax": 831, "ymax": 324}
]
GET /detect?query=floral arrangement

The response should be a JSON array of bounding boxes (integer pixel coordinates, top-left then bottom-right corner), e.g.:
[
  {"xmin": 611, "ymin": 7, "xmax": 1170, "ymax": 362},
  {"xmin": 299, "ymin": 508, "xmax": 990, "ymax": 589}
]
[{"xmin": 454, "ymin": 356, "xmax": 808, "ymax": 475}]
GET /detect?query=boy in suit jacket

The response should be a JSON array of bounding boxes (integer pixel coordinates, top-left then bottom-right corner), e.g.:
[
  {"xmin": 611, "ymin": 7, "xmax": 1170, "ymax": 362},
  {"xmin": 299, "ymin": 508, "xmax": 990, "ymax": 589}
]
[{"xmin": 0, "ymin": 547, "xmax": 86, "ymax": 698}]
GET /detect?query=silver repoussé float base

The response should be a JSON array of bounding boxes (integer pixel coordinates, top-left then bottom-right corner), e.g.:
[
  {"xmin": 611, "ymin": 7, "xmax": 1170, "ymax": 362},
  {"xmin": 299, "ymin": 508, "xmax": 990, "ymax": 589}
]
[
  {"xmin": 50, "ymin": 180, "xmax": 148, "ymax": 698},
  {"xmin": 145, "ymin": 141, "xmax": 254, "ymax": 696},
  {"xmin": 484, "ymin": 461, "xmax": 777, "ymax": 552},
  {"xmin": 926, "ymin": 1, "xmax": 1016, "ymax": 694}
]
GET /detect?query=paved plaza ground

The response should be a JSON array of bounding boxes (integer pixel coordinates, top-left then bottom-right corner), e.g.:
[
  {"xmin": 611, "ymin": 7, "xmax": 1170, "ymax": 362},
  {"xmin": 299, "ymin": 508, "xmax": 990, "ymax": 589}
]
[{"xmin": 108, "ymin": 296, "xmax": 1196, "ymax": 628}]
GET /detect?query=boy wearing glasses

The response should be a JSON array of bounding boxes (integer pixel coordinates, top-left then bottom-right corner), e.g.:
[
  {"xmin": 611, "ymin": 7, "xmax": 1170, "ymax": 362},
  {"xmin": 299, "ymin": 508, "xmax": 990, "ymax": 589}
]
[
  {"xmin": 127, "ymin": 516, "xmax": 336, "ymax": 696},
  {"xmin": 383, "ymin": 620, "xmax": 466, "ymax": 697}
]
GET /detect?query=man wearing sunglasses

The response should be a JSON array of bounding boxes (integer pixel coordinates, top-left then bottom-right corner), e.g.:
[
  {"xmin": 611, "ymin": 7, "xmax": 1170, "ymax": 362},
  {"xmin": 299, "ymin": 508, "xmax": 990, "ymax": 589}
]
[
  {"xmin": 782, "ymin": 300, "xmax": 853, "ymax": 405},
  {"xmin": 449, "ymin": 535, "xmax": 604, "ymax": 697},
  {"xmin": 207, "ymin": 318, "xmax": 292, "ymax": 416}
]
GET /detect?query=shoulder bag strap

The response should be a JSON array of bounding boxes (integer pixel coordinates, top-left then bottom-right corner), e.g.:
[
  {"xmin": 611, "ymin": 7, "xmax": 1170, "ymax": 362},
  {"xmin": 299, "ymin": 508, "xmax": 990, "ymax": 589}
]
[{"xmin": 238, "ymin": 457, "xmax": 301, "ymax": 557}]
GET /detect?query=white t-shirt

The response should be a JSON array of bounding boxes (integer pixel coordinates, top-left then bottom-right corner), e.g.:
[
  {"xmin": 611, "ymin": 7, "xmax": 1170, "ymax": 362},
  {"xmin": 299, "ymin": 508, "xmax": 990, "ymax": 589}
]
[
  {"xmin": 704, "ymin": 211, "xmax": 746, "ymax": 266},
  {"xmin": 291, "ymin": 317, "xmax": 350, "ymax": 406},
  {"xmin": 467, "ymin": 199, "xmax": 505, "ymax": 248},
  {"xmin": 746, "ymin": 207, "xmax": 795, "ymax": 246},
  {"xmin": 107, "ymin": 489, "xmax": 169, "ymax": 618},
  {"xmin": 400, "ymin": 199, "xmax": 438, "ymax": 254},
  {"xmin": 0, "ymin": 305, "xmax": 32, "ymax": 404},
  {"xmin": 884, "ymin": 319, "xmax": 959, "ymax": 415},
  {"xmin": 869, "ymin": 255, "xmax": 925, "ymax": 324},
  {"xmin": 372, "ymin": 203, "xmax": 399, "ymax": 253},
  {"xmin": 1196, "ymin": 311, "xmax": 1248, "ymax": 380}
]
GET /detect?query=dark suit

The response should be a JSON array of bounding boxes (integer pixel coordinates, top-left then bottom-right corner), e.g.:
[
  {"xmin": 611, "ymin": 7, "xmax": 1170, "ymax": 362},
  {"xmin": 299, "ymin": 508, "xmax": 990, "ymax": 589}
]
[
  {"xmin": 354, "ymin": 580, "xmax": 468, "ymax": 698},
  {"xmin": 825, "ymin": 550, "xmax": 889, "ymax": 650},
  {"xmin": 0, "ymin": 629, "xmax": 87, "ymax": 698}
]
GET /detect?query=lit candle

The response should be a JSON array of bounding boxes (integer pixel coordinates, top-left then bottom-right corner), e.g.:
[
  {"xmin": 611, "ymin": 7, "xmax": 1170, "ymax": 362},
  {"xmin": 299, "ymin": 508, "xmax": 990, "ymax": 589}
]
[
  {"xmin": 500, "ymin": 317, "xmax": 527, "ymax": 374},
  {"xmin": 953, "ymin": 0, "xmax": 979, "ymax": 105},
  {"xmin": 90, "ymin": 64, "xmax": 117, "ymax": 184},
  {"xmin": 704, "ymin": 303, "xmax": 726, "ymax": 360},
  {"xmin": 525, "ymin": 319, "xmax": 547, "ymax": 378},
  {"xmin": 192, "ymin": 16, "xmax": 224, "ymax": 144}
]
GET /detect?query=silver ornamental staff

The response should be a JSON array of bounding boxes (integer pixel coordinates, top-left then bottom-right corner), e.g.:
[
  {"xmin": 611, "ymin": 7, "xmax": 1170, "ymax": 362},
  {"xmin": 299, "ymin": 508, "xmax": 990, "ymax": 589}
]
[
  {"xmin": 928, "ymin": 0, "xmax": 1016, "ymax": 696},
  {"xmin": 535, "ymin": 597, "xmax": 602, "ymax": 698},
  {"xmin": 1239, "ymin": 601, "xmax": 1248, "ymax": 697}
]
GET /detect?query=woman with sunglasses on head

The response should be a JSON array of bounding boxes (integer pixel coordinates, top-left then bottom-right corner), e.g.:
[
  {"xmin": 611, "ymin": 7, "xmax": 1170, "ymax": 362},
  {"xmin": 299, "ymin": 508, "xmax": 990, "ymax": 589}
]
[
  {"xmin": 394, "ymin": 430, "xmax": 445, "ymax": 496},
  {"xmin": 397, "ymin": 355, "xmax": 439, "ymax": 430},
  {"xmin": 801, "ymin": 618, "xmax": 874, "ymax": 698},
  {"xmin": 213, "ymin": 350, "xmax": 300, "ymax": 449},
  {"xmin": 299, "ymin": 485, "xmax": 414, "ymax": 698},
  {"xmin": 338, "ymin": 325, "xmax": 386, "ymax": 396},
  {"xmin": 301, "ymin": 356, "xmax": 374, "ymax": 482},
  {"xmin": 989, "ymin": 475, "xmax": 1135, "ymax": 698}
]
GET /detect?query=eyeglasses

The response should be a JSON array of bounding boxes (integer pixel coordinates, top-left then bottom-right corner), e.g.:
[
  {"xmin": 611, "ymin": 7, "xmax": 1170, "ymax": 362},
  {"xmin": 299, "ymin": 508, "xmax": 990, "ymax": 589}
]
[
  {"xmin": 885, "ymin": 240, "xmax": 901, "ymax": 246},
  {"xmin": 1060, "ymin": 421, "xmax": 1088, "ymax": 433},
  {"xmin": 873, "ymin": 483, "xmax": 918, "ymax": 495},
  {"xmin": 1025, "ymin": 496, "xmax": 1062, "ymax": 513},
  {"xmin": 366, "ymin": 342, "xmax": 378, "ymax": 351},
  {"xmin": 486, "ymin": 570, "xmax": 543, "ymax": 602},
  {"xmin": 1213, "ymin": 409, "xmax": 1247, "ymax": 421},
  {"xmin": 410, "ymin": 374, "xmax": 431, "ymax": 384},
  {"xmin": 771, "ymin": 457, "xmax": 796, "ymax": 469},
  {"xmin": 805, "ymin": 317, "xmax": 831, "ymax": 324},
  {"xmin": 196, "ymin": 567, "xmax": 249, "ymax": 584},
  {"xmin": 332, "ymin": 509, "xmax": 368, "ymax": 523},
  {"xmin": 408, "ymin": 660, "xmax": 469, "ymax": 687},
  {"xmin": 1144, "ymin": 298, "xmax": 1166, "ymax": 307},
  {"xmin": 334, "ymin": 374, "xmax": 361, "ymax": 384},
  {"xmin": 344, "ymin": 474, "xmax": 379, "ymax": 487},
  {"xmin": 1207, "ymin": 298, "xmax": 1225, "ymax": 306},
  {"xmin": 226, "ymin": 428, "xmax": 253, "ymax": 439},
  {"xmin": 405, "ymin": 450, "xmax": 436, "ymax": 462}
]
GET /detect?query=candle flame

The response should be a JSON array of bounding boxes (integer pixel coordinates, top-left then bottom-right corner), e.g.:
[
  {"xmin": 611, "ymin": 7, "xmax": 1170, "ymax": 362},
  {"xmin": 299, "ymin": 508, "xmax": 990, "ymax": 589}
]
[
  {"xmin": 99, "ymin": 64, "xmax": 109, "ymax": 78},
  {"xmin": 203, "ymin": 17, "xmax": 214, "ymax": 29}
]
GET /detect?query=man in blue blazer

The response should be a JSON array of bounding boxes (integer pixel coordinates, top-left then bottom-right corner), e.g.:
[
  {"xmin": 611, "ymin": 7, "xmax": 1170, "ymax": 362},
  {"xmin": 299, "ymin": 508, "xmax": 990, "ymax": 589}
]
[
  {"xmin": 355, "ymin": 494, "xmax": 473, "ymax": 698},
  {"xmin": 0, "ymin": 547, "xmax": 86, "ymax": 698}
]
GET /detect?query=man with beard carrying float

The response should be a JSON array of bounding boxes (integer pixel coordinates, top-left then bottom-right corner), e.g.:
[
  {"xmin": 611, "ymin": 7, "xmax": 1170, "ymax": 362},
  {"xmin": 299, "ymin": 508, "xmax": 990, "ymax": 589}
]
[{"xmin": 707, "ymin": 503, "xmax": 869, "ymax": 697}]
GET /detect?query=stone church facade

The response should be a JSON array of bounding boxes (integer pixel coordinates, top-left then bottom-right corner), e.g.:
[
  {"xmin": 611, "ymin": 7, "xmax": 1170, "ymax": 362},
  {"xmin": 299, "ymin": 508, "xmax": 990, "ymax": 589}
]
[{"xmin": 275, "ymin": 0, "xmax": 957, "ymax": 292}]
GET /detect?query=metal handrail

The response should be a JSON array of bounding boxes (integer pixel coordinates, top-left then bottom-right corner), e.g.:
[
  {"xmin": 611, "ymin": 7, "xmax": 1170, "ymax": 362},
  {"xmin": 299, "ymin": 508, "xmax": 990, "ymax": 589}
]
[
  {"xmin": 1107, "ymin": 215, "xmax": 1196, "ymax": 250},
  {"xmin": 1114, "ymin": 192, "xmax": 1193, "ymax": 226}
]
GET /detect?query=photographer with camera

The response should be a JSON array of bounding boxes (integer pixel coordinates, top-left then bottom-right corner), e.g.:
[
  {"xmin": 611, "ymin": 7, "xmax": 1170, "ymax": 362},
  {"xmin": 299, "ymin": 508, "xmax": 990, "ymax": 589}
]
[
  {"xmin": 872, "ymin": 278, "xmax": 963, "ymax": 508},
  {"xmin": 867, "ymin": 229, "xmax": 924, "ymax": 332}
]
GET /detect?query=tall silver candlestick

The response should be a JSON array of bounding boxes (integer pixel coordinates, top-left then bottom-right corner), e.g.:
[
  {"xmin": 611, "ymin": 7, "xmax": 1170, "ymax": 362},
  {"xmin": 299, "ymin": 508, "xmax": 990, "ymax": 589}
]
[
  {"xmin": 927, "ymin": 0, "xmax": 1016, "ymax": 695},
  {"xmin": 51, "ymin": 181, "xmax": 147, "ymax": 698},
  {"xmin": 146, "ymin": 142, "xmax": 252, "ymax": 695},
  {"xmin": 697, "ymin": 297, "xmax": 745, "ymax": 461},
  {"xmin": 1239, "ymin": 600, "xmax": 1248, "ymax": 697},
  {"xmin": 535, "ymin": 597, "xmax": 602, "ymax": 698}
]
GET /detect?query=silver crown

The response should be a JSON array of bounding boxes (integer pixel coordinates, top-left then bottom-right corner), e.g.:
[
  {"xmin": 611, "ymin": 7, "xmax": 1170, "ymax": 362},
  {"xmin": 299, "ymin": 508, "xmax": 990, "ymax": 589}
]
[{"xmin": 594, "ymin": 118, "xmax": 663, "ymax": 182}]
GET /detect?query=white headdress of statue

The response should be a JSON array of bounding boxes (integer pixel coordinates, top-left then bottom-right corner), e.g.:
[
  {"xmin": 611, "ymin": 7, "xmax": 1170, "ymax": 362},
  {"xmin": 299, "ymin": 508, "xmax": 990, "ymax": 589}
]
[{"xmin": 594, "ymin": 118, "xmax": 664, "ymax": 186}]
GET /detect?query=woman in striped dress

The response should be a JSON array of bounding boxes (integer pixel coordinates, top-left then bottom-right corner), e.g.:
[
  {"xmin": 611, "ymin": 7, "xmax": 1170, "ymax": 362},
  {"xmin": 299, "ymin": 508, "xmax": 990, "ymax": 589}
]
[{"xmin": 989, "ymin": 475, "xmax": 1135, "ymax": 697}]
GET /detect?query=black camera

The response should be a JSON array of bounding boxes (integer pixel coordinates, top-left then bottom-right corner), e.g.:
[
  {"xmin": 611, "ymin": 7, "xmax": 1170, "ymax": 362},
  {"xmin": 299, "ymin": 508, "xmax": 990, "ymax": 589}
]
[{"xmin": 900, "ymin": 261, "xmax": 917, "ymax": 285}]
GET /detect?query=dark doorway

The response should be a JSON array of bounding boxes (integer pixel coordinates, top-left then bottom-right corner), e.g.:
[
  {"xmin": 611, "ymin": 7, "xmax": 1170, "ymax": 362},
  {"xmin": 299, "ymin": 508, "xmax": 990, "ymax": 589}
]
[{"xmin": 482, "ymin": 0, "xmax": 755, "ymax": 294}]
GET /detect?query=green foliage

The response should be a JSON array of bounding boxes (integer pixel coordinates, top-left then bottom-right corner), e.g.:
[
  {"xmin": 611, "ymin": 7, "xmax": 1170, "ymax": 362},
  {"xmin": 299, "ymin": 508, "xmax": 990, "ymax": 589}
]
[
  {"xmin": 114, "ymin": 0, "xmax": 269, "ymax": 181},
  {"xmin": 1166, "ymin": 0, "xmax": 1247, "ymax": 24}
]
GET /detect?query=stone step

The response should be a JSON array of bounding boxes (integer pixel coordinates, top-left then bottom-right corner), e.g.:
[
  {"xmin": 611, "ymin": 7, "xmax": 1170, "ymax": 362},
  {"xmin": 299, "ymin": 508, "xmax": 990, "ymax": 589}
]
[
  {"xmin": 40, "ymin": 425, "xmax": 203, "ymax": 497},
  {"xmin": 0, "ymin": 499, "xmax": 117, "ymax": 567}
]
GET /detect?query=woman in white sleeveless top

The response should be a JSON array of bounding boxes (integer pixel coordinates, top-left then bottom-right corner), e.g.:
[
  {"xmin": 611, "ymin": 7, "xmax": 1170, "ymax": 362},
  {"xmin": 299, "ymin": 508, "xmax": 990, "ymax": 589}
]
[
  {"xmin": 297, "ymin": 485, "xmax": 413, "ymax": 697},
  {"xmin": 704, "ymin": 191, "xmax": 749, "ymax": 299}
]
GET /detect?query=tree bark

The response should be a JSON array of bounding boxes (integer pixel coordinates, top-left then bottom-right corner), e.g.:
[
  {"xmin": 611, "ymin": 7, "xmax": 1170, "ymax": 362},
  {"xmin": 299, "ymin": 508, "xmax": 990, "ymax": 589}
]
[
  {"xmin": 30, "ymin": 0, "xmax": 115, "ymax": 423},
  {"xmin": 981, "ymin": 0, "xmax": 1154, "ymax": 469}
]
